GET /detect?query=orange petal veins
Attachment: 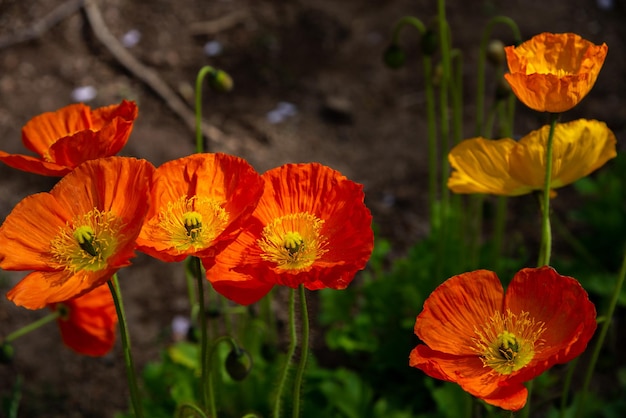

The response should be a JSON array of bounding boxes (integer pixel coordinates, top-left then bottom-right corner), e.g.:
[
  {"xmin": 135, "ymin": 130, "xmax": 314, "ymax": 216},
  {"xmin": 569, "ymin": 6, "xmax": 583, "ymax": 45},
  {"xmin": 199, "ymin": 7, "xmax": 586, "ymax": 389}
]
[{"xmin": 414, "ymin": 270, "xmax": 504, "ymax": 356}]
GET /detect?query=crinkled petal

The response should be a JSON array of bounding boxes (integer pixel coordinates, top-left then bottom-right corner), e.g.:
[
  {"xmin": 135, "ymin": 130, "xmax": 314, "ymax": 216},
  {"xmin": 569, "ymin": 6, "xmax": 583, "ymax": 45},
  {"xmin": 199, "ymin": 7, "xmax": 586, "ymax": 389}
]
[
  {"xmin": 448, "ymin": 137, "xmax": 530, "ymax": 196},
  {"xmin": 510, "ymin": 119, "xmax": 617, "ymax": 189},
  {"xmin": 409, "ymin": 345, "xmax": 527, "ymax": 411},
  {"xmin": 505, "ymin": 267, "xmax": 597, "ymax": 368},
  {"xmin": 414, "ymin": 270, "xmax": 504, "ymax": 356}
]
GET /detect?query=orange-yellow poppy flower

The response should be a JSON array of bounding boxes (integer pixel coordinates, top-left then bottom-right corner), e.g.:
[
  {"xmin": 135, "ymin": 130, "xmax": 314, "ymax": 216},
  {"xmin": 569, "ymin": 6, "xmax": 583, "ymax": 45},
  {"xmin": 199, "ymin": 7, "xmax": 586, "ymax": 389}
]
[
  {"xmin": 0, "ymin": 157, "xmax": 155, "ymax": 309},
  {"xmin": 136, "ymin": 153, "xmax": 264, "ymax": 263},
  {"xmin": 51, "ymin": 283, "xmax": 118, "ymax": 357},
  {"xmin": 0, "ymin": 100, "xmax": 138, "ymax": 176},
  {"xmin": 205, "ymin": 163, "xmax": 374, "ymax": 305},
  {"xmin": 409, "ymin": 266, "xmax": 596, "ymax": 411},
  {"xmin": 504, "ymin": 32, "xmax": 608, "ymax": 113},
  {"xmin": 448, "ymin": 119, "xmax": 616, "ymax": 196}
]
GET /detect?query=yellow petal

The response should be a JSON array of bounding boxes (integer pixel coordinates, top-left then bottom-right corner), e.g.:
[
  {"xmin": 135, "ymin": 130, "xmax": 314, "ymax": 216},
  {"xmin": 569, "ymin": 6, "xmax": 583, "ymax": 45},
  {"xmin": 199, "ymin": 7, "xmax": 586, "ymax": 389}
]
[
  {"xmin": 448, "ymin": 138, "xmax": 530, "ymax": 196},
  {"xmin": 510, "ymin": 119, "xmax": 617, "ymax": 189}
]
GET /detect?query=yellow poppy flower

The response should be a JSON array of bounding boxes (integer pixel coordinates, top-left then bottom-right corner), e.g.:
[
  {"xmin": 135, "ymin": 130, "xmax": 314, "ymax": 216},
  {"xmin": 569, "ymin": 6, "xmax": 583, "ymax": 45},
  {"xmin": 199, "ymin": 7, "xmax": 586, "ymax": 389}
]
[
  {"xmin": 504, "ymin": 33, "xmax": 608, "ymax": 113},
  {"xmin": 448, "ymin": 119, "xmax": 617, "ymax": 196}
]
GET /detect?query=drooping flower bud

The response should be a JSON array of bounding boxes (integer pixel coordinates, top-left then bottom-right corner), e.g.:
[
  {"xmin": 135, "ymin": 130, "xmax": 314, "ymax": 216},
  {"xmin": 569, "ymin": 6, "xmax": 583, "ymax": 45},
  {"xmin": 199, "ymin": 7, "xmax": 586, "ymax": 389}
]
[
  {"xmin": 209, "ymin": 69, "xmax": 234, "ymax": 92},
  {"xmin": 383, "ymin": 44, "xmax": 406, "ymax": 69},
  {"xmin": 0, "ymin": 343, "xmax": 14, "ymax": 364},
  {"xmin": 487, "ymin": 39, "xmax": 506, "ymax": 67},
  {"xmin": 225, "ymin": 347, "xmax": 253, "ymax": 381}
]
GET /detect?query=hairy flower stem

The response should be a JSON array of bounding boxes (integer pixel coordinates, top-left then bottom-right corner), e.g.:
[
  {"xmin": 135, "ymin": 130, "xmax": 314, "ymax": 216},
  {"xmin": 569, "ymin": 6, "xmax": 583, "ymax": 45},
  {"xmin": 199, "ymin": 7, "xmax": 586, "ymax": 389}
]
[
  {"xmin": 537, "ymin": 113, "xmax": 559, "ymax": 267},
  {"xmin": 190, "ymin": 256, "xmax": 211, "ymax": 412},
  {"xmin": 292, "ymin": 285, "xmax": 310, "ymax": 418},
  {"xmin": 273, "ymin": 288, "xmax": 297, "ymax": 418},
  {"xmin": 574, "ymin": 248, "xmax": 626, "ymax": 418},
  {"xmin": 207, "ymin": 335, "xmax": 243, "ymax": 418},
  {"xmin": 108, "ymin": 274, "xmax": 144, "ymax": 418}
]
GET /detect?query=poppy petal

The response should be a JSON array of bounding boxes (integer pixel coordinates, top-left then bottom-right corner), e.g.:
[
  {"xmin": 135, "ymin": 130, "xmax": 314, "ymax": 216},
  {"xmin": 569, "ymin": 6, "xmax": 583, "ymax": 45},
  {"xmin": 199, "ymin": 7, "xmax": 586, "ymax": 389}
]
[
  {"xmin": 504, "ymin": 267, "xmax": 597, "ymax": 366},
  {"xmin": 448, "ymin": 137, "xmax": 530, "ymax": 195},
  {"xmin": 414, "ymin": 270, "xmax": 504, "ymax": 356}
]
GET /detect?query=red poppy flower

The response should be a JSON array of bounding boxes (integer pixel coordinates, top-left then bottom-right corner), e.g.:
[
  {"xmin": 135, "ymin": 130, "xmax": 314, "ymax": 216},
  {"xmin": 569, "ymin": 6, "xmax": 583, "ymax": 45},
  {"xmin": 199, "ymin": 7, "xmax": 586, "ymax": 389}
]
[
  {"xmin": 0, "ymin": 157, "xmax": 155, "ymax": 309},
  {"xmin": 51, "ymin": 283, "xmax": 118, "ymax": 357},
  {"xmin": 409, "ymin": 267, "xmax": 597, "ymax": 411},
  {"xmin": 206, "ymin": 163, "xmax": 374, "ymax": 305},
  {"xmin": 0, "ymin": 100, "xmax": 138, "ymax": 176},
  {"xmin": 136, "ymin": 153, "xmax": 264, "ymax": 262}
]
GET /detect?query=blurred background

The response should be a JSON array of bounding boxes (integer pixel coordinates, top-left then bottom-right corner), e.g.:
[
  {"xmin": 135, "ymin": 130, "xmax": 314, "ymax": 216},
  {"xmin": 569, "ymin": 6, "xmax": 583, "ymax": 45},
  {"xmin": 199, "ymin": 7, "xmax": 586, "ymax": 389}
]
[{"xmin": 0, "ymin": 0, "xmax": 624, "ymax": 416}]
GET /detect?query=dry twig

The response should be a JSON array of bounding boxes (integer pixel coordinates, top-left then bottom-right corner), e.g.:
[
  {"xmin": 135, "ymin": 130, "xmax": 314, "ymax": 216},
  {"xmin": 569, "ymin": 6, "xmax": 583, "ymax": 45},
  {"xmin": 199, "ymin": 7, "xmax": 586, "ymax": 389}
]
[
  {"xmin": 0, "ymin": 0, "xmax": 84, "ymax": 49},
  {"xmin": 83, "ymin": 0, "xmax": 228, "ymax": 144}
]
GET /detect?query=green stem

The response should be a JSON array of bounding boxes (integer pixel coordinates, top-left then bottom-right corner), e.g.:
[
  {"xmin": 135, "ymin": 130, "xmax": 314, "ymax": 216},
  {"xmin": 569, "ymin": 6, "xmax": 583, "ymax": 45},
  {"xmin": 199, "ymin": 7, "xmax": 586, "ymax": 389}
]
[
  {"xmin": 574, "ymin": 247, "xmax": 626, "ymax": 418},
  {"xmin": 195, "ymin": 66, "xmax": 218, "ymax": 154},
  {"xmin": 207, "ymin": 335, "xmax": 244, "ymax": 418},
  {"xmin": 560, "ymin": 357, "xmax": 579, "ymax": 417},
  {"xmin": 292, "ymin": 285, "xmax": 309, "ymax": 418},
  {"xmin": 191, "ymin": 256, "xmax": 210, "ymax": 412},
  {"xmin": 3, "ymin": 311, "xmax": 60, "ymax": 343},
  {"xmin": 537, "ymin": 113, "xmax": 559, "ymax": 267},
  {"xmin": 475, "ymin": 15, "xmax": 521, "ymax": 137},
  {"xmin": 424, "ymin": 54, "xmax": 439, "ymax": 230},
  {"xmin": 185, "ymin": 257, "xmax": 200, "ymax": 323},
  {"xmin": 273, "ymin": 288, "xmax": 297, "ymax": 418},
  {"xmin": 176, "ymin": 403, "xmax": 208, "ymax": 418},
  {"xmin": 108, "ymin": 275, "xmax": 144, "ymax": 418}
]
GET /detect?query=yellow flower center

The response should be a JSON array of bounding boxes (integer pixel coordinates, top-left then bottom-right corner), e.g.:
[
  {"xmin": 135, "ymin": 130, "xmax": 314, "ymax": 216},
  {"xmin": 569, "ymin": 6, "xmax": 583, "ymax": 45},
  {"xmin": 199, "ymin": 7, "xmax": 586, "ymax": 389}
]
[
  {"xmin": 157, "ymin": 195, "xmax": 229, "ymax": 252},
  {"xmin": 472, "ymin": 310, "xmax": 546, "ymax": 375},
  {"xmin": 50, "ymin": 209, "xmax": 124, "ymax": 277},
  {"xmin": 258, "ymin": 212, "xmax": 328, "ymax": 271}
]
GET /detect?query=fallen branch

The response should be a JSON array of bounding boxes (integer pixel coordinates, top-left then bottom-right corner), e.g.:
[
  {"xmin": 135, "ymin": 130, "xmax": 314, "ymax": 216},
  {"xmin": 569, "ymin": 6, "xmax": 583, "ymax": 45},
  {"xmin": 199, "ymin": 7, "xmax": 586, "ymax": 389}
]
[
  {"xmin": 82, "ymin": 0, "xmax": 228, "ymax": 145},
  {"xmin": 0, "ymin": 0, "xmax": 84, "ymax": 49},
  {"xmin": 188, "ymin": 10, "xmax": 250, "ymax": 36}
]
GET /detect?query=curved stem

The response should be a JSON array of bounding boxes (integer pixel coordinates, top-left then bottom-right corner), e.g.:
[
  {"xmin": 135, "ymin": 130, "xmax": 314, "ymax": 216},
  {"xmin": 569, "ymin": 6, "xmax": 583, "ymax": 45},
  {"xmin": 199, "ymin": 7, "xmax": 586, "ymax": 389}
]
[
  {"xmin": 195, "ymin": 66, "xmax": 218, "ymax": 154},
  {"xmin": 108, "ymin": 274, "xmax": 144, "ymax": 418},
  {"xmin": 291, "ymin": 285, "xmax": 309, "ymax": 418},
  {"xmin": 176, "ymin": 403, "xmax": 208, "ymax": 418},
  {"xmin": 537, "ymin": 113, "xmax": 559, "ymax": 267},
  {"xmin": 207, "ymin": 335, "xmax": 244, "ymax": 418},
  {"xmin": 390, "ymin": 16, "xmax": 426, "ymax": 42},
  {"xmin": 574, "ymin": 248, "xmax": 626, "ymax": 418},
  {"xmin": 475, "ymin": 15, "xmax": 522, "ymax": 137},
  {"xmin": 272, "ymin": 288, "xmax": 297, "ymax": 418}
]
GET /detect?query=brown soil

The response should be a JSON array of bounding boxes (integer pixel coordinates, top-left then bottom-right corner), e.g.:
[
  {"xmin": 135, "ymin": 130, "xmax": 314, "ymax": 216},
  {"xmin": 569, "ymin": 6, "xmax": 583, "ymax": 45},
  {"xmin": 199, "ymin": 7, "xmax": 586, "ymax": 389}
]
[{"xmin": 0, "ymin": 0, "xmax": 625, "ymax": 417}]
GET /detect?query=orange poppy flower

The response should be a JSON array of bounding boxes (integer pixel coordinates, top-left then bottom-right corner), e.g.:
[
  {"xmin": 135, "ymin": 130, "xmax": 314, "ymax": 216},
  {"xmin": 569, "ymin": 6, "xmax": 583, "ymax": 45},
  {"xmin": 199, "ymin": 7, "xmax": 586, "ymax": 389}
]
[
  {"xmin": 0, "ymin": 100, "xmax": 138, "ymax": 176},
  {"xmin": 448, "ymin": 119, "xmax": 616, "ymax": 196},
  {"xmin": 504, "ymin": 32, "xmax": 607, "ymax": 113},
  {"xmin": 51, "ymin": 283, "xmax": 118, "ymax": 357},
  {"xmin": 409, "ymin": 266, "xmax": 597, "ymax": 411},
  {"xmin": 136, "ymin": 153, "xmax": 264, "ymax": 263},
  {"xmin": 0, "ymin": 157, "xmax": 155, "ymax": 309},
  {"xmin": 205, "ymin": 163, "xmax": 374, "ymax": 305}
]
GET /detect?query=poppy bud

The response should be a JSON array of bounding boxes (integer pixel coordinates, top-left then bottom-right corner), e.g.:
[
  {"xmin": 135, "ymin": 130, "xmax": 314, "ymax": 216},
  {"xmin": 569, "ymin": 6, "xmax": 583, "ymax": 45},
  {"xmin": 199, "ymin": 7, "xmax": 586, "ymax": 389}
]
[
  {"xmin": 486, "ymin": 39, "xmax": 506, "ymax": 67},
  {"xmin": 421, "ymin": 29, "xmax": 438, "ymax": 56},
  {"xmin": 225, "ymin": 347, "xmax": 253, "ymax": 381},
  {"xmin": 383, "ymin": 44, "xmax": 406, "ymax": 69},
  {"xmin": 0, "ymin": 343, "xmax": 14, "ymax": 364},
  {"xmin": 209, "ymin": 69, "xmax": 234, "ymax": 92},
  {"xmin": 495, "ymin": 76, "xmax": 512, "ymax": 101}
]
